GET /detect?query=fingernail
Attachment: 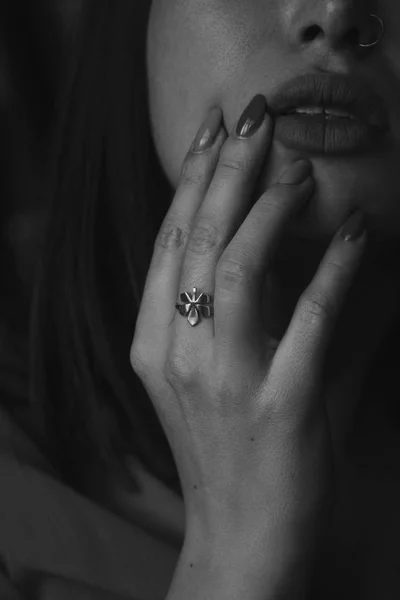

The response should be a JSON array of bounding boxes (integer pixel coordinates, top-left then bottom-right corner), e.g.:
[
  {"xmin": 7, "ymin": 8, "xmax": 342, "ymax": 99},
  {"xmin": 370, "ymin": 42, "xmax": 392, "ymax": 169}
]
[
  {"xmin": 236, "ymin": 95, "xmax": 267, "ymax": 139},
  {"xmin": 192, "ymin": 107, "xmax": 222, "ymax": 154},
  {"xmin": 340, "ymin": 209, "xmax": 367, "ymax": 242},
  {"xmin": 279, "ymin": 159, "xmax": 312, "ymax": 185}
]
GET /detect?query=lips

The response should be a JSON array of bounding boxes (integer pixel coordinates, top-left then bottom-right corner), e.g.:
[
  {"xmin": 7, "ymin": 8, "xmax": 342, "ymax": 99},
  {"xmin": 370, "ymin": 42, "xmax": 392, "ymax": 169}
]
[
  {"xmin": 265, "ymin": 73, "xmax": 390, "ymax": 155},
  {"xmin": 275, "ymin": 113, "xmax": 381, "ymax": 155},
  {"xmin": 267, "ymin": 73, "xmax": 389, "ymax": 130}
]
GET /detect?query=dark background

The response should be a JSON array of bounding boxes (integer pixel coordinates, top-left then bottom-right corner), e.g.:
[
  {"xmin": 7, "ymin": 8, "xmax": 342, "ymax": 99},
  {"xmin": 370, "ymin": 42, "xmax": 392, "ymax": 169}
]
[{"xmin": 0, "ymin": 0, "xmax": 84, "ymax": 413}]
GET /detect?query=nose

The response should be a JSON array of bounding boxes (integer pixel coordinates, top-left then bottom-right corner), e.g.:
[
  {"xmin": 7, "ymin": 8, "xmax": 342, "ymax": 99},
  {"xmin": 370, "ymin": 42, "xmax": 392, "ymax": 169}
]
[{"xmin": 286, "ymin": 1, "xmax": 381, "ymax": 54}]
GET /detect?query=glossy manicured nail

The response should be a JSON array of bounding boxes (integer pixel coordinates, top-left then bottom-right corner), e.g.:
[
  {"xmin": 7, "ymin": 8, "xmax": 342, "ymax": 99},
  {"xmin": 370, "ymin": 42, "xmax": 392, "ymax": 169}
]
[
  {"xmin": 235, "ymin": 95, "xmax": 267, "ymax": 139},
  {"xmin": 340, "ymin": 209, "xmax": 367, "ymax": 242},
  {"xmin": 192, "ymin": 107, "xmax": 223, "ymax": 154}
]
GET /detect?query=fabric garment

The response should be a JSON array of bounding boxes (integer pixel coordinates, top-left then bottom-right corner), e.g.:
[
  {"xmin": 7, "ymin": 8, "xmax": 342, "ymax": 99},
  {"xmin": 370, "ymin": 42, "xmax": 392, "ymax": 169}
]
[{"xmin": 0, "ymin": 403, "xmax": 181, "ymax": 600}]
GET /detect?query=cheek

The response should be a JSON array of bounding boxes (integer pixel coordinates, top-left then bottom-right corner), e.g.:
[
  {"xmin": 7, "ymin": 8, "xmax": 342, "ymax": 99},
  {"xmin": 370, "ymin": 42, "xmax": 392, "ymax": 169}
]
[
  {"xmin": 147, "ymin": 65, "xmax": 214, "ymax": 191},
  {"xmin": 146, "ymin": 2, "xmax": 251, "ymax": 189}
]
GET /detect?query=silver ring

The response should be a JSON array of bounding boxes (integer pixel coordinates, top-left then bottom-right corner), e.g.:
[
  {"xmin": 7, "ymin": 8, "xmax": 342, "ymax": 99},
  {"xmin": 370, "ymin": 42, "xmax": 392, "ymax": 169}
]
[
  {"xmin": 175, "ymin": 287, "xmax": 214, "ymax": 327},
  {"xmin": 358, "ymin": 14, "xmax": 385, "ymax": 48}
]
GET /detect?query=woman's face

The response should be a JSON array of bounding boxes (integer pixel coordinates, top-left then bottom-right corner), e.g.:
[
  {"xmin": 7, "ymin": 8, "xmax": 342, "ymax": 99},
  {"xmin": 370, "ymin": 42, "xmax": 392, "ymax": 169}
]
[{"xmin": 146, "ymin": 0, "xmax": 400, "ymax": 261}]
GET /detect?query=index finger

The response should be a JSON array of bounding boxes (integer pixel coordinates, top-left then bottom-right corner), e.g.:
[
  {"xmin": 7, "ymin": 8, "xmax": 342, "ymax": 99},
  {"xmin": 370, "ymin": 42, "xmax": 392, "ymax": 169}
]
[{"xmin": 131, "ymin": 108, "xmax": 227, "ymax": 359}]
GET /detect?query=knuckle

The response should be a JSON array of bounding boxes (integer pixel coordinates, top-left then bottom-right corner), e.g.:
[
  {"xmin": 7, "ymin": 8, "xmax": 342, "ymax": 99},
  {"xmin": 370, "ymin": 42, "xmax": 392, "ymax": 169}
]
[
  {"xmin": 260, "ymin": 188, "xmax": 292, "ymax": 213},
  {"xmin": 218, "ymin": 157, "xmax": 247, "ymax": 174},
  {"xmin": 187, "ymin": 218, "xmax": 223, "ymax": 255},
  {"xmin": 218, "ymin": 145, "xmax": 248, "ymax": 175},
  {"xmin": 180, "ymin": 155, "xmax": 210, "ymax": 187},
  {"xmin": 130, "ymin": 345, "xmax": 150, "ymax": 377},
  {"xmin": 130, "ymin": 337, "xmax": 161, "ymax": 374},
  {"xmin": 299, "ymin": 290, "xmax": 336, "ymax": 327},
  {"xmin": 325, "ymin": 257, "xmax": 353, "ymax": 281},
  {"xmin": 217, "ymin": 254, "xmax": 253, "ymax": 290},
  {"xmin": 155, "ymin": 218, "xmax": 190, "ymax": 252},
  {"xmin": 258, "ymin": 186, "xmax": 299, "ymax": 218},
  {"xmin": 164, "ymin": 352, "xmax": 199, "ymax": 388}
]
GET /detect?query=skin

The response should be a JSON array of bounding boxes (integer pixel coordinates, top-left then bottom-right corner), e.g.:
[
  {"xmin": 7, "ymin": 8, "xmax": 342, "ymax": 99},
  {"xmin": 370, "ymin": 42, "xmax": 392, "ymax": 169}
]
[
  {"xmin": 146, "ymin": 0, "xmax": 400, "ymax": 462},
  {"xmin": 0, "ymin": 0, "xmax": 85, "ymax": 316},
  {"xmin": 3, "ymin": 3, "xmax": 399, "ymax": 586},
  {"xmin": 146, "ymin": 0, "xmax": 400, "ymax": 243}
]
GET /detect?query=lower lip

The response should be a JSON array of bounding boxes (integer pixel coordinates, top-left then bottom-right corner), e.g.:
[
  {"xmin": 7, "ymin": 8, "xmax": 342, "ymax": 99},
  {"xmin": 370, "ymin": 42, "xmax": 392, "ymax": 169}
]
[{"xmin": 274, "ymin": 113, "xmax": 386, "ymax": 155}]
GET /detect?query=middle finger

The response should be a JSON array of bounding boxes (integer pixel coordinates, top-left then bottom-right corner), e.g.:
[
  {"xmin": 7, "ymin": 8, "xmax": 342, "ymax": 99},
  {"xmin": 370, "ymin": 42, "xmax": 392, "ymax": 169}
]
[{"xmin": 175, "ymin": 94, "xmax": 273, "ymax": 344}]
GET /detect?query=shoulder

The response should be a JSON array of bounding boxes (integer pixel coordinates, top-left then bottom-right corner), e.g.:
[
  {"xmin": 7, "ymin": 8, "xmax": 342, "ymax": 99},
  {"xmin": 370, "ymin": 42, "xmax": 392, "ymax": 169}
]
[
  {"xmin": 0, "ymin": 404, "xmax": 55, "ymax": 475},
  {"xmin": 0, "ymin": 561, "xmax": 23, "ymax": 599},
  {"xmin": 0, "ymin": 407, "xmax": 180, "ymax": 600}
]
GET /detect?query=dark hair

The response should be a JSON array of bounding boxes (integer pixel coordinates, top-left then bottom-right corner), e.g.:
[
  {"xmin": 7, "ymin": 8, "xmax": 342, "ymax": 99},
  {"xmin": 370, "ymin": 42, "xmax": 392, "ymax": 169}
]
[
  {"xmin": 25, "ymin": 0, "xmax": 183, "ymax": 497},
  {"xmin": 3, "ymin": 0, "xmax": 399, "ymax": 503}
]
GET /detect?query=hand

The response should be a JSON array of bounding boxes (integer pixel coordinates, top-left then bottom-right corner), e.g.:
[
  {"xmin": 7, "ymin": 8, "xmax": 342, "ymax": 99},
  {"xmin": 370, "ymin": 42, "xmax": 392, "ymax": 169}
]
[{"xmin": 130, "ymin": 102, "xmax": 367, "ymax": 552}]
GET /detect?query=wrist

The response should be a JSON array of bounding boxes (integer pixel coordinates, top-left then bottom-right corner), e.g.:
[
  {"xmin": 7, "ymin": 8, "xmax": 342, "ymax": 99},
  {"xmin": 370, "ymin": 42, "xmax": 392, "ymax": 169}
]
[{"xmin": 167, "ymin": 523, "xmax": 323, "ymax": 600}]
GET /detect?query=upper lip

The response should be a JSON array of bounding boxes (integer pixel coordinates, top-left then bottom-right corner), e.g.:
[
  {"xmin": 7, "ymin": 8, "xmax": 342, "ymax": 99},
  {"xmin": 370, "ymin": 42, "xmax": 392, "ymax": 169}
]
[{"xmin": 268, "ymin": 73, "xmax": 389, "ymax": 129}]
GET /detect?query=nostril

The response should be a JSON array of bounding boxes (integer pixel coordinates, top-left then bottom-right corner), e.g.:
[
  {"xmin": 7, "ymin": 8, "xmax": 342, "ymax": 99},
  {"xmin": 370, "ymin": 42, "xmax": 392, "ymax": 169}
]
[
  {"xmin": 302, "ymin": 25, "xmax": 322, "ymax": 43},
  {"xmin": 301, "ymin": 24, "xmax": 362, "ymax": 49}
]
